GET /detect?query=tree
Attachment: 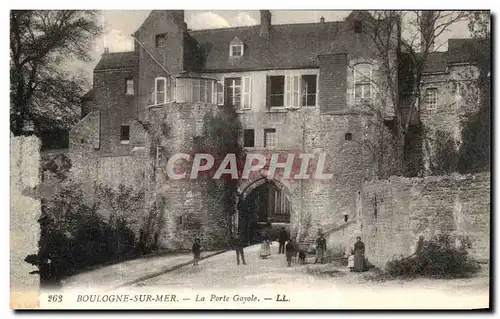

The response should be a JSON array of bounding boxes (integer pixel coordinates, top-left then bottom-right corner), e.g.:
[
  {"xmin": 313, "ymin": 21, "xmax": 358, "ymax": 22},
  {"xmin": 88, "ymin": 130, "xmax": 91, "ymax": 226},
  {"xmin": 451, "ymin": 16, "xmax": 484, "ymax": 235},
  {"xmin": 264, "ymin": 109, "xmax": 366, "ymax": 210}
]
[
  {"xmin": 10, "ymin": 10, "xmax": 102, "ymax": 136},
  {"xmin": 456, "ymin": 11, "xmax": 490, "ymax": 173},
  {"xmin": 358, "ymin": 11, "xmax": 470, "ymax": 176}
]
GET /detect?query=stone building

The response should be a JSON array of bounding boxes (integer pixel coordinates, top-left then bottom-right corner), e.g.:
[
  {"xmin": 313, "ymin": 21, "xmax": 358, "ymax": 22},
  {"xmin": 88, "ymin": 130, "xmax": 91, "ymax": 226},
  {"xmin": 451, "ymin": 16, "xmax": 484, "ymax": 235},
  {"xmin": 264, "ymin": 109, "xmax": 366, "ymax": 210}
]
[{"xmin": 69, "ymin": 10, "xmax": 485, "ymax": 250}]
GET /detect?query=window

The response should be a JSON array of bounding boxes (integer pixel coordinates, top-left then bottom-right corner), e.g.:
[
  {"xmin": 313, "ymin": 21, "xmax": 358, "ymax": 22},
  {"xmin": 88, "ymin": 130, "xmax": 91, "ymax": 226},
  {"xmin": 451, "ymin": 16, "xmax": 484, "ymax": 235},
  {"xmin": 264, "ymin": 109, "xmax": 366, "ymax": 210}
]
[
  {"xmin": 230, "ymin": 44, "xmax": 243, "ymax": 57},
  {"xmin": 225, "ymin": 78, "xmax": 242, "ymax": 107},
  {"xmin": 354, "ymin": 63, "xmax": 372, "ymax": 100},
  {"xmin": 155, "ymin": 77, "xmax": 167, "ymax": 104},
  {"xmin": 269, "ymin": 76, "xmax": 285, "ymax": 107},
  {"xmin": 120, "ymin": 125, "xmax": 130, "ymax": 144},
  {"xmin": 425, "ymin": 88, "xmax": 438, "ymax": 111},
  {"xmin": 243, "ymin": 129, "xmax": 255, "ymax": 147},
  {"xmin": 345, "ymin": 133, "xmax": 352, "ymax": 141},
  {"xmin": 301, "ymin": 75, "xmax": 317, "ymax": 106},
  {"xmin": 126, "ymin": 79, "xmax": 134, "ymax": 95},
  {"xmin": 354, "ymin": 20, "xmax": 362, "ymax": 33},
  {"xmin": 241, "ymin": 77, "xmax": 251, "ymax": 110},
  {"xmin": 264, "ymin": 129, "xmax": 277, "ymax": 148},
  {"xmin": 215, "ymin": 81, "xmax": 224, "ymax": 105},
  {"xmin": 176, "ymin": 78, "xmax": 213, "ymax": 103},
  {"xmin": 156, "ymin": 33, "xmax": 167, "ymax": 47}
]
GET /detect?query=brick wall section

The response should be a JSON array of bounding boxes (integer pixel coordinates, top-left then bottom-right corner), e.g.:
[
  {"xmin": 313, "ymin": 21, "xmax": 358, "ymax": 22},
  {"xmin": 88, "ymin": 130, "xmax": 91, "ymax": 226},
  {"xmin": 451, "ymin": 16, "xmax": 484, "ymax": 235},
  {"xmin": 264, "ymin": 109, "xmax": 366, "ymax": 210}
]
[
  {"xmin": 146, "ymin": 102, "xmax": 228, "ymax": 250},
  {"xmin": 69, "ymin": 111, "xmax": 100, "ymax": 151},
  {"xmin": 319, "ymin": 54, "xmax": 347, "ymax": 113},
  {"xmin": 361, "ymin": 172, "xmax": 490, "ymax": 268},
  {"xmin": 92, "ymin": 66, "xmax": 138, "ymax": 155}
]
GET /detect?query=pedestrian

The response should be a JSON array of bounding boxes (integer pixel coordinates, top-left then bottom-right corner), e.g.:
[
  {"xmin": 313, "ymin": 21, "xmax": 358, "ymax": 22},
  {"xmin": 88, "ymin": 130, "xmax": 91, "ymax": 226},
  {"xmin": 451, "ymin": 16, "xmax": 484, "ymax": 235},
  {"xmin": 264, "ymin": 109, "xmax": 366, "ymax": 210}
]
[
  {"xmin": 347, "ymin": 249, "xmax": 355, "ymax": 271},
  {"xmin": 232, "ymin": 234, "xmax": 247, "ymax": 266},
  {"xmin": 285, "ymin": 239, "xmax": 295, "ymax": 267},
  {"xmin": 293, "ymin": 238, "xmax": 300, "ymax": 263},
  {"xmin": 315, "ymin": 232, "xmax": 327, "ymax": 264},
  {"xmin": 192, "ymin": 237, "xmax": 201, "ymax": 266},
  {"xmin": 353, "ymin": 236, "xmax": 366, "ymax": 272},
  {"xmin": 260, "ymin": 233, "xmax": 272, "ymax": 259},
  {"xmin": 278, "ymin": 227, "xmax": 289, "ymax": 254}
]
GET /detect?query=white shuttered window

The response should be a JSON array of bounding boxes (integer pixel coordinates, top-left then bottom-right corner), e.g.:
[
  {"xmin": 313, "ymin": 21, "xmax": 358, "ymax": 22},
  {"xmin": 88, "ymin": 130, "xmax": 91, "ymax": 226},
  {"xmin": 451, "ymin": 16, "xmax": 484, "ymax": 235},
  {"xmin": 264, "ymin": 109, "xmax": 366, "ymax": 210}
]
[
  {"xmin": 241, "ymin": 76, "xmax": 252, "ymax": 110},
  {"xmin": 285, "ymin": 75, "xmax": 300, "ymax": 108}
]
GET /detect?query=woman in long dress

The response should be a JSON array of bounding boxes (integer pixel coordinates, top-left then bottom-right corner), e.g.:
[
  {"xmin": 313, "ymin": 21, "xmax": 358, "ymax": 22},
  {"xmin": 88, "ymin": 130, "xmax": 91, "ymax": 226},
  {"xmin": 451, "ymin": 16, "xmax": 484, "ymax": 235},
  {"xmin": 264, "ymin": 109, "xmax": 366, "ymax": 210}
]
[
  {"xmin": 260, "ymin": 233, "xmax": 271, "ymax": 259},
  {"xmin": 353, "ymin": 236, "xmax": 366, "ymax": 272}
]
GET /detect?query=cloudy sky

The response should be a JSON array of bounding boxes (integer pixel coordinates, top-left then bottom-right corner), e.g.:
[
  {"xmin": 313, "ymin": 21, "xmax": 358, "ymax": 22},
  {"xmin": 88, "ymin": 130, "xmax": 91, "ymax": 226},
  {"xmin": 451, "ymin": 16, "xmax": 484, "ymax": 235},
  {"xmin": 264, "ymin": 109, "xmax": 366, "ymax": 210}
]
[{"xmin": 78, "ymin": 10, "xmax": 472, "ymax": 87}]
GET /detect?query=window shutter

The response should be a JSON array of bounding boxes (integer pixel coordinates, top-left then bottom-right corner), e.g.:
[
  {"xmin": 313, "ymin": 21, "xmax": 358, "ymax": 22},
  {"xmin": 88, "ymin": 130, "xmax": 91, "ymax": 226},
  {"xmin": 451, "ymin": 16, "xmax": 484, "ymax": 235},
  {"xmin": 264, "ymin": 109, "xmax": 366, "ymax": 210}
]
[
  {"xmin": 217, "ymin": 81, "xmax": 224, "ymax": 105},
  {"xmin": 292, "ymin": 76, "xmax": 300, "ymax": 108},
  {"xmin": 242, "ymin": 76, "xmax": 251, "ymax": 110},
  {"xmin": 266, "ymin": 76, "xmax": 271, "ymax": 109},
  {"xmin": 285, "ymin": 75, "xmax": 291, "ymax": 108}
]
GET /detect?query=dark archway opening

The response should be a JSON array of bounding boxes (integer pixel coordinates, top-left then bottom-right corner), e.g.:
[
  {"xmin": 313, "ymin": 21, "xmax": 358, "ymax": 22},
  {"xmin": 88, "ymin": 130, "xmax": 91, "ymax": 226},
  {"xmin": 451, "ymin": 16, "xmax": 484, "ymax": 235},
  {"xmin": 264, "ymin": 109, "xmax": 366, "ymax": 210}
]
[{"xmin": 238, "ymin": 181, "xmax": 291, "ymax": 245}]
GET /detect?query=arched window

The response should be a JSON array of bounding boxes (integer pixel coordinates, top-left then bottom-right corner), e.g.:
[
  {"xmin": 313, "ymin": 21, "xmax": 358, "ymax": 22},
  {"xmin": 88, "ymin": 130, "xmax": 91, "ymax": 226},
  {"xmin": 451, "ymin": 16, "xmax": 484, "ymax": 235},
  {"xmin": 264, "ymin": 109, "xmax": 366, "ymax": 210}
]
[{"xmin": 353, "ymin": 63, "xmax": 372, "ymax": 100}]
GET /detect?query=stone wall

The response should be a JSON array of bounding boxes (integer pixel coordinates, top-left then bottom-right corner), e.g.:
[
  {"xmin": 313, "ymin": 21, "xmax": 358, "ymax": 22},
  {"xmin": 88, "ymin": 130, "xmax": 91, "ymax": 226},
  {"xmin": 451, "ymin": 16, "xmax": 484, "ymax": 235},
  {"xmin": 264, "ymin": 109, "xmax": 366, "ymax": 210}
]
[
  {"xmin": 10, "ymin": 136, "xmax": 40, "ymax": 308},
  {"xmin": 361, "ymin": 172, "xmax": 490, "ymax": 268}
]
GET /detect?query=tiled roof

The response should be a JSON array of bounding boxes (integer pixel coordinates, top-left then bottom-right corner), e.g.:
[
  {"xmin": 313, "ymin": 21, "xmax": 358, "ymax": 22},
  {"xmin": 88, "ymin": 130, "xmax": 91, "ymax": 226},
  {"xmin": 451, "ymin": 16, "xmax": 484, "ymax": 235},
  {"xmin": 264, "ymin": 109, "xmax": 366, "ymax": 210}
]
[
  {"xmin": 94, "ymin": 51, "xmax": 138, "ymax": 71},
  {"xmin": 189, "ymin": 21, "xmax": 345, "ymax": 72},
  {"xmin": 423, "ymin": 38, "xmax": 489, "ymax": 73}
]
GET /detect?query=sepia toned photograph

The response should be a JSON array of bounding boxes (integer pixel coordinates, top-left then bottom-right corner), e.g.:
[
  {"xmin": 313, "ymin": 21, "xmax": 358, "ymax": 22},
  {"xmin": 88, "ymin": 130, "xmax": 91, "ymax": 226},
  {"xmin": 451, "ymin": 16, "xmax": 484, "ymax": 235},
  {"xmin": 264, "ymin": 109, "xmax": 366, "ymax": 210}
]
[{"xmin": 9, "ymin": 8, "xmax": 491, "ymax": 310}]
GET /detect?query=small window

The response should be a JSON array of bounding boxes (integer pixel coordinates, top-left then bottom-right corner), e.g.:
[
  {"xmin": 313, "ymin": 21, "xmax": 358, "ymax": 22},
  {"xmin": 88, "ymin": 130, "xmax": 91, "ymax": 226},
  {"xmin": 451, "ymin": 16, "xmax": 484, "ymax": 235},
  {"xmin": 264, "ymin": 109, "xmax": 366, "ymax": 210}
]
[
  {"xmin": 155, "ymin": 77, "xmax": 167, "ymax": 104},
  {"xmin": 156, "ymin": 33, "xmax": 167, "ymax": 47},
  {"xmin": 425, "ymin": 88, "xmax": 438, "ymax": 112},
  {"xmin": 120, "ymin": 125, "xmax": 130, "ymax": 144},
  {"xmin": 264, "ymin": 129, "xmax": 277, "ymax": 148},
  {"xmin": 301, "ymin": 75, "xmax": 317, "ymax": 107},
  {"xmin": 244, "ymin": 129, "xmax": 255, "ymax": 147},
  {"xmin": 126, "ymin": 78, "xmax": 134, "ymax": 95},
  {"xmin": 354, "ymin": 63, "xmax": 372, "ymax": 100},
  {"xmin": 269, "ymin": 76, "xmax": 285, "ymax": 107},
  {"xmin": 345, "ymin": 133, "xmax": 352, "ymax": 141},
  {"xmin": 179, "ymin": 216, "xmax": 183, "ymax": 225},
  {"xmin": 354, "ymin": 20, "xmax": 362, "ymax": 33},
  {"xmin": 230, "ymin": 44, "xmax": 243, "ymax": 57}
]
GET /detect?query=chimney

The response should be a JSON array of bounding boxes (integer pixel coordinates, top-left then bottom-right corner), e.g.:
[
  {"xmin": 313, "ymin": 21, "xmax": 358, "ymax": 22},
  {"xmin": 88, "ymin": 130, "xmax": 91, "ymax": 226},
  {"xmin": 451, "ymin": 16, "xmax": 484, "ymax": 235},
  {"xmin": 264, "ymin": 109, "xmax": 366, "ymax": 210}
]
[
  {"xmin": 169, "ymin": 10, "xmax": 187, "ymax": 31},
  {"xmin": 320, "ymin": 16, "xmax": 325, "ymax": 23},
  {"xmin": 103, "ymin": 47, "xmax": 109, "ymax": 55},
  {"xmin": 420, "ymin": 11, "xmax": 435, "ymax": 52},
  {"xmin": 260, "ymin": 10, "xmax": 272, "ymax": 37}
]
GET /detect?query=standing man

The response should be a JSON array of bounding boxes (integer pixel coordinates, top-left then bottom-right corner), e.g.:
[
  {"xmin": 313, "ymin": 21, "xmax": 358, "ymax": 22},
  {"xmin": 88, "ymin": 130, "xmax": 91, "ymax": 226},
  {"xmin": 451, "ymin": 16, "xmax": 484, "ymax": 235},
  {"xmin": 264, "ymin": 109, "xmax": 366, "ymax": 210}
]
[
  {"xmin": 285, "ymin": 239, "xmax": 296, "ymax": 267},
  {"xmin": 315, "ymin": 232, "xmax": 327, "ymax": 264},
  {"xmin": 278, "ymin": 227, "xmax": 289, "ymax": 254},
  {"xmin": 232, "ymin": 234, "xmax": 247, "ymax": 265}
]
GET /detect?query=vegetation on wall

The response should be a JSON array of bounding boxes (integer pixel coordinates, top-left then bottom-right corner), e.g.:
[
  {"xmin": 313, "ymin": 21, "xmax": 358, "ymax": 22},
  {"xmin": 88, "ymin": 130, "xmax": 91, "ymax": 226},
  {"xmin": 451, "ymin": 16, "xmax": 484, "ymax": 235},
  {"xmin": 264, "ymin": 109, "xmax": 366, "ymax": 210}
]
[
  {"xmin": 385, "ymin": 233, "xmax": 480, "ymax": 278},
  {"xmin": 197, "ymin": 104, "xmax": 246, "ymax": 242},
  {"xmin": 25, "ymin": 182, "xmax": 146, "ymax": 287}
]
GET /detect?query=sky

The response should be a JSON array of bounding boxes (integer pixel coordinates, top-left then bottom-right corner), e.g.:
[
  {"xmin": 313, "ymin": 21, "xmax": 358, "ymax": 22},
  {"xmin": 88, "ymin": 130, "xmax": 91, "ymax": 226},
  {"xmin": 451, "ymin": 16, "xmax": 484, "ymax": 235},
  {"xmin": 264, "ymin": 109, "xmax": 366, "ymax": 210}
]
[{"xmin": 77, "ymin": 10, "xmax": 473, "ymax": 87}]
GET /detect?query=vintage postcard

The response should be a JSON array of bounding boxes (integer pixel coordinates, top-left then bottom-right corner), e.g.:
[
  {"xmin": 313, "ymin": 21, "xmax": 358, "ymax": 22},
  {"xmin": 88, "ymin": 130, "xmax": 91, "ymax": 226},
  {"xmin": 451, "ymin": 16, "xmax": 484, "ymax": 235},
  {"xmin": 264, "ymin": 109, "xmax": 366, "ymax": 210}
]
[{"xmin": 10, "ymin": 9, "xmax": 491, "ymax": 310}]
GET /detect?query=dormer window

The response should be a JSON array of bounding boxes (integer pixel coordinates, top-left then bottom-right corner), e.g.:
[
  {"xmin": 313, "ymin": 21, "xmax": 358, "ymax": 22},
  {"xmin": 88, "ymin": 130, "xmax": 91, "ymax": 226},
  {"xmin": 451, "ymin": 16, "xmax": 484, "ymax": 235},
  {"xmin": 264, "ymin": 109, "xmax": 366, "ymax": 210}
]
[
  {"xmin": 230, "ymin": 45, "xmax": 243, "ymax": 57},
  {"xmin": 229, "ymin": 37, "xmax": 244, "ymax": 57},
  {"xmin": 354, "ymin": 20, "xmax": 362, "ymax": 33}
]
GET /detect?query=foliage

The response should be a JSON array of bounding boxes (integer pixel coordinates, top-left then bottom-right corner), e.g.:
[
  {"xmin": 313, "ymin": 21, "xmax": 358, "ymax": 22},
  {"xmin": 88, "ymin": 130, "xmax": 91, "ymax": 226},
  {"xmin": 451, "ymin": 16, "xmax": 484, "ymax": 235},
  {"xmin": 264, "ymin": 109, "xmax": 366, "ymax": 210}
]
[
  {"xmin": 10, "ymin": 10, "xmax": 102, "ymax": 136},
  {"xmin": 358, "ymin": 11, "xmax": 470, "ymax": 176},
  {"xmin": 385, "ymin": 233, "xmax": 480, "ymax": 278},
  {"xmin": 198, "ymin": 104, "xmax": 246, "ymax": 241},
  {"xmin": 41, "ymin": 153, "xmax": 72, "ymax": 181},
  {"xmin": 25, "ymin": 182, "xmax": 143, "ymax": 287}
]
